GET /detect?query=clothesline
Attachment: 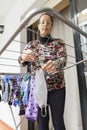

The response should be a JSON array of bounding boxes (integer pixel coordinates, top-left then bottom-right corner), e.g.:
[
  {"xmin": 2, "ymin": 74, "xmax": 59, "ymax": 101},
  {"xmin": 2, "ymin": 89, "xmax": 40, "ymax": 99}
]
[
  {"xmin": 0, "ymin": 72, "xmax": 32, "ymax": 76},
  {"xmin": 0, "ymin": 58, "xmax": 87, "ymax": 76},
  {"xmin": 0, "ymin": 27, "xmax": 87, "ymax": 76}
]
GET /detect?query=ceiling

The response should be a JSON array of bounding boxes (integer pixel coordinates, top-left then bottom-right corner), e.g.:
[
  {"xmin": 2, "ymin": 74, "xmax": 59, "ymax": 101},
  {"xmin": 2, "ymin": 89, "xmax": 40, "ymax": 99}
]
[{"xmin": 0, "ymin": 0, "xmax": 18, "ymax": 24}]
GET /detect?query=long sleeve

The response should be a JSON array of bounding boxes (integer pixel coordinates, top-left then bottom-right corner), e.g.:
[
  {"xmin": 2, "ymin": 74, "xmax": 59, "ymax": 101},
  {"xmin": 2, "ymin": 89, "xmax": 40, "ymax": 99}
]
[
  {"xmin": 18, "ymin": 41, "xmax": 33, "ymax": 66},
  {"xmin": 18, "ymin": 56, "xmax": 29, "ymax": 66},
  {"xmin": 55, "ymin": 39, "xmax": 67, "ymax": 71}
]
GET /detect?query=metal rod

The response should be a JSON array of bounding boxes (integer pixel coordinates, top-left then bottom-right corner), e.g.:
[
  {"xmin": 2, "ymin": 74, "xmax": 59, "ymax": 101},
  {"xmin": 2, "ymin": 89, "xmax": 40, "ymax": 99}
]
[
  {"xmin": 9, "ymin": 105, "xmax": 18, "ymax": 130},
  {"xmin": 0, "ymin": 58, "xmax": 87, "ymax": 75},
  {"xmin": 0, "ymin": 72, "xmax": 32, "ymax": 76},
  {"xmin": 64, "ymin": 58, "xmax": 87, "ymax": 70},
  {"xmin": 0, "ymin": 7, "xmax": 87, "ymax": 55},
  {"xmin": 16, "ymin": 116, "xmax": 25, "ymax": 129}
]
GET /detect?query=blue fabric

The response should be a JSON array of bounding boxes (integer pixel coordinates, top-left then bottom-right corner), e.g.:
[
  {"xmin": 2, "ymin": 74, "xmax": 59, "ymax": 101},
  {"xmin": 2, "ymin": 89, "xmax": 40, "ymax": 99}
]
[
  {"xmin": 21, "ymin": 80, "xmax": 30, "ymax": 106},
  {"xmin": 4, "ymin": 75, "xmax": 10, "ymax": 83}
]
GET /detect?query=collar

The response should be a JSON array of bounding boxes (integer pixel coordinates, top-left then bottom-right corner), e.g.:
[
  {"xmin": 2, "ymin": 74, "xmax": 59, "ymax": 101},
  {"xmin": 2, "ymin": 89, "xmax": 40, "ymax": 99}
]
[{"xmin": 39, "ymin": 35, "xmax": 54, "ymax": 44}]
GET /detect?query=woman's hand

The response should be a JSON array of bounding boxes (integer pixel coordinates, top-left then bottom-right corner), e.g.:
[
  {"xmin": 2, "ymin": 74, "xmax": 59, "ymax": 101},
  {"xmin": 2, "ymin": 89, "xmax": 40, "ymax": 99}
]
[
  {"xmin": 42, "ymin": 60, "xmax": 57, "ymax": 74},
  {"xmin": 21, "ymin": 49, "xmax": 36, "ymax": 63}
]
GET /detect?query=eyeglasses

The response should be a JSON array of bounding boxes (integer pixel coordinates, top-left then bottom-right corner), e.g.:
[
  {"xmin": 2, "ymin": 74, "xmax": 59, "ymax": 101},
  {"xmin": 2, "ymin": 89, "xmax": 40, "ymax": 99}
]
[{"xmin": 39, "ymin": 20, "xmax": 52, "ymax": 26}]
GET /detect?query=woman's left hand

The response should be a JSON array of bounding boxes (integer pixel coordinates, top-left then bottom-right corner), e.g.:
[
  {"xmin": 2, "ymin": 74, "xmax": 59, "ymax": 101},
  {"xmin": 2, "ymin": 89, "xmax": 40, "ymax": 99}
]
[{"xmin": 42, "ymin": 60, "xmax": 57, "ymax": 74}]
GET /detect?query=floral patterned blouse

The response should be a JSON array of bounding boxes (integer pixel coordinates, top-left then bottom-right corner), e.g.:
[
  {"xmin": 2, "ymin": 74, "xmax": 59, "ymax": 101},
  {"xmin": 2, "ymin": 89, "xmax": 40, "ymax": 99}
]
[{"xmin": 19, "ymin": 36, "xmax": 67, "ymax": 91}]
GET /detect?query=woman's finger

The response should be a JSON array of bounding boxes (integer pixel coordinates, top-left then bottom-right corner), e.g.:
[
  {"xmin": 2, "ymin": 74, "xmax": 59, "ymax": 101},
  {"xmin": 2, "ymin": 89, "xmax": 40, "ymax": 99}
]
[
  {"xmin": 42, "ymin": 60, "xmax": 57, "ymax": 72},
  {"xmin": 26, "ymin": 54, "xmax": 36, "ymax": 61},
  {"xmin": 42, "ymin": 60, "xmax": 53, "ymax": 70}
]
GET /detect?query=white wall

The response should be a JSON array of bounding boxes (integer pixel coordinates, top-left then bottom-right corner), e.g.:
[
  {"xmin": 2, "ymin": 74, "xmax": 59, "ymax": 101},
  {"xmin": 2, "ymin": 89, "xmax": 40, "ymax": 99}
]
[{"xmin": 52, "ymin": 7, "xmax": 83, "ymax": 130}]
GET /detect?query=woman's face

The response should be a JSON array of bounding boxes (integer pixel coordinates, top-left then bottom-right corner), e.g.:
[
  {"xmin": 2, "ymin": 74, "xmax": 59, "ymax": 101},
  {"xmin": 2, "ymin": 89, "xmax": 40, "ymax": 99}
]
[{"xmin": 38, "ymin": 14, "xmax": 52, "ymax": 37}]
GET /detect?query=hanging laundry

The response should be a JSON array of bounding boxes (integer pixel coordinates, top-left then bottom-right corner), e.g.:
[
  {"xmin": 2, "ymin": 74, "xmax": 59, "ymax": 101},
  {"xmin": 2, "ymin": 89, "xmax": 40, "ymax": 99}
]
[
  {"xmin": 21, "ymin": 75, "xmax": 30, "ymax": 107},
  {"xmin": 2, "ymin": 75, "xmax": 10, "ymax": 102},
  {"xmin": 0, "ymin": 78, "xmax": 2, "ymax": 102},
  {"xmin": 0, "ymin": 74, "xmax": 38, "ymax": 119},
  {"xmin": 12, "ymin": 75, "xmax": 20, "ymax": 107},
  {"xmin": 19, "ymin": 95, "xmax": 25, "ymax": 115},
  {"xmin": 25, "ymin": 76, "xmax": 38, "ymax": 121},
  {"xmin": 8, "ymin": 77, "xmax": 14, "ymax": 105}
]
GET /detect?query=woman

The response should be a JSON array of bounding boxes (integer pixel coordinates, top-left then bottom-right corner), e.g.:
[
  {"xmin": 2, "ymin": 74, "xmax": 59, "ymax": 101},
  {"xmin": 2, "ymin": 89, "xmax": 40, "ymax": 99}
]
[{"xmin": 19, "ymin": 13, "xmax": 67, "ymax": 130}]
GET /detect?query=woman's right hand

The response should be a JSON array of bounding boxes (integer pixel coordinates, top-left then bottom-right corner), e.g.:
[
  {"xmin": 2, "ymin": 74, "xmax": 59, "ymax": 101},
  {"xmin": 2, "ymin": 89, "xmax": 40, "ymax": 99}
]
[{"xmin": 21, "ymin": 49, "xmax": 36, "ymax": 63}]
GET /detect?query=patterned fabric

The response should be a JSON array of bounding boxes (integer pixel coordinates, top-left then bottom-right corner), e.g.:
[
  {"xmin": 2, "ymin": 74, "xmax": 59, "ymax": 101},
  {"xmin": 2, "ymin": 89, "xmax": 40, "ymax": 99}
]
[
  {"xmin": 25, "ymin": 76, "xmax": 38, "ymax": 121},
  {"xmin": 19, "ymin": 37, "xmax": 67, "ymax": 91}
]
